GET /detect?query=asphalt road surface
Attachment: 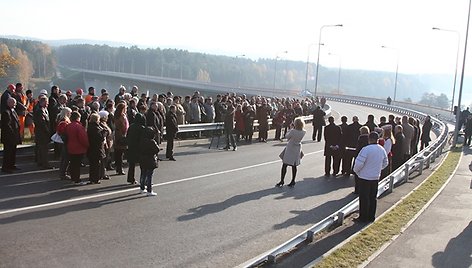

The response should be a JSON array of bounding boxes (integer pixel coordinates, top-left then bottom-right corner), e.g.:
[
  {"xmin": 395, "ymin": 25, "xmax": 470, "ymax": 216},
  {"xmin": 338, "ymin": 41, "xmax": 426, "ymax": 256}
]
[{"xmin": 0, "ymin": 102, "xmax": 408, "ymax": 268}]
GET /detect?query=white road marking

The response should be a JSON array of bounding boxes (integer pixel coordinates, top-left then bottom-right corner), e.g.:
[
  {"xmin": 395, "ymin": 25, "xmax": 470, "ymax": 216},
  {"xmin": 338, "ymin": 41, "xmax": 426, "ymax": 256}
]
[{"xmin": 0, "ymin": 150, "xmax": 323, "ymax": 215}]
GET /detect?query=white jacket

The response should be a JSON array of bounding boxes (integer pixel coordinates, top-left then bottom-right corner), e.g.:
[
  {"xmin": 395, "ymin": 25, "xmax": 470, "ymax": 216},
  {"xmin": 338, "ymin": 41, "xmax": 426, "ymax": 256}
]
[{"xmin": 353, "ymin": 143, "xmax": 388, "ymax": 181}]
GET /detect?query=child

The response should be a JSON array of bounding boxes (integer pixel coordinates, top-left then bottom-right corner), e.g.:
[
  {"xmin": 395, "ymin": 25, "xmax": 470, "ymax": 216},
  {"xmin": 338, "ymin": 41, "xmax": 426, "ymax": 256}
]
[{"xmin": 139, "ymin": 127, "xmax": 160, "ymax": 196}]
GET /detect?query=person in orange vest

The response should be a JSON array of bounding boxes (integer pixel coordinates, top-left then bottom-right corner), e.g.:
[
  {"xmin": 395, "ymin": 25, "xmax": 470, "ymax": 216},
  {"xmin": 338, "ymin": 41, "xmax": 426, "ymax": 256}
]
[
  {"xmin": 25, "ymin": 89, "xmax": 36, "ymax": 139},
  {"xmin": 84, "ymin": 87, "xmax": 95, "ymax": 105},
  {"xmin": 13, "ymin": 83, "xmax": 28, "ymax": 139}
]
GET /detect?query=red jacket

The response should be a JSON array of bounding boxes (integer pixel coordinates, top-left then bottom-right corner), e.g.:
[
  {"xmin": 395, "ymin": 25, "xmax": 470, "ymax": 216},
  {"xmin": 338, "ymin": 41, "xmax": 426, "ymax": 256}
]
[{"xmin": 65, "ymin": 120, "xmax": 89, "ymax": 155}]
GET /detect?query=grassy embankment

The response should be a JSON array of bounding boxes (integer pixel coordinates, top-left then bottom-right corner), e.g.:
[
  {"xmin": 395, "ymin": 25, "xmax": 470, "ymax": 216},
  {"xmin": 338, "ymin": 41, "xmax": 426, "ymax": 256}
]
[{"xmin": 314, "ymin": 147, "xmax": 461, "ymax": 268}]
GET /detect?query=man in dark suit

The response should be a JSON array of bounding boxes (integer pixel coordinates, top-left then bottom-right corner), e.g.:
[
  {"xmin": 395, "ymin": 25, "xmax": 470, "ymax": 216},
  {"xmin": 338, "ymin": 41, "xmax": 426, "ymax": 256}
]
[
  {"xmin": 324, "ymin": 116, "xmax": 342, "ymax": 176},
  {"xmin": 1, "ymin": 84, "xmax": 15, "ymax": 114},
  {"xmin": 312, "ymin": 105, "xmax": 326, "ymax": 142},
  {"xmin": 33, "ymin": 95, "xmax": 52, "ymax": 169},
  {"xmin": 165, "ymin": 105, "xmax": 179, "ymax": 161},
  {"xmin": 343, "ymin": 116, "xmax": 362, "ymax": 177},
  {"xmin": 1, "ymin": 98, "xmax": 22, "ymax": 172}
]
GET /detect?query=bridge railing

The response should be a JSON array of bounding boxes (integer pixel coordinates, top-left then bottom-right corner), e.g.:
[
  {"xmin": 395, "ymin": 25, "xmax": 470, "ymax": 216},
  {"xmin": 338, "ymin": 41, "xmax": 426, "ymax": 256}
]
[
  {"xmin": 240, "ymin": 97, "xmax": 449, "ymax": 267},
  {"xmin": 163, "ymin": 104, "xmax": 331, "ymax": 135}
]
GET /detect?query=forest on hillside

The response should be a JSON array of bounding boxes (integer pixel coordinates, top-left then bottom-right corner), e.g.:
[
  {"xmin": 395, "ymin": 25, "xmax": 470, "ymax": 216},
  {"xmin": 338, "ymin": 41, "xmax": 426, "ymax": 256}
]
[
  {"xmin": 0, "ymin": 38, "xmax": 455, "ymax": 109},
  {"xmin": 0, "ymin": 38, "xmax": 56, "ymax": 88}
]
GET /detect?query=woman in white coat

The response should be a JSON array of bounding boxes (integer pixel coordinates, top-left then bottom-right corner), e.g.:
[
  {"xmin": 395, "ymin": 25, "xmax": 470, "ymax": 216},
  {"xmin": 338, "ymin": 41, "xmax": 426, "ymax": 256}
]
[{"xmin": 276, "ymin": 117, "xmax": 306, "ymax": 187}]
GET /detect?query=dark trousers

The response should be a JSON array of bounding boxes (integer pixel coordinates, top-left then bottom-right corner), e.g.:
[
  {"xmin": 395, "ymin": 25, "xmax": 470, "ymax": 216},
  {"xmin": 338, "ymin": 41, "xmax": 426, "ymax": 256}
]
[
  {"xmin": 140, "ymin": 168, "xmax": 154, "ymax": 192},
  {"xmin": 166, "ymin": 135, "xmax": 175, "ymax": 158},
  {"xmin": 225, "ymin": 128, "xmax": 236, "ymax": 148},
  {"xmin": 358, "ymin": 178, "xmax": 379, "ymax": 222},
  {"xmin": 59, "ymin": 145, "xmax": 69, "ymax": 178},
  {"xmin": 325, "ymin": 155, "xmax": 341, "ymax": 175},
  {"xmin": 99, "ymin": 157, "xmax": 106, "ymax": 179},
  {"xmin": 127, "ymin": 159, "xmax": 136, "ymax": 183},
  {"xmin": 275, "ymin": 126, "xmax": 282, "ymax": 140},
  {"xmin": 70, "ymin": 154, "xmax": 83, "ymax": 183},
  {"xmin": 89, "ymin": 155, "xmax": 100, "ymax": 182},
  {"xmin": 115, "ymin": 149, "xmax": 124, "ymax": 173},
  {"xmin": 259, "ymin": 127, "xmax": 268, "ymax": 141},
  {"xmin": 312, "ymin": 125, "xmax": 323, "ymax": 141},
  {"xmin": 37, "ymin": 143, "xmax": 49, "ymax": 168},
  {"xmin": 2, "ymin": 143, "xmax": 17, "ymax": 170},
  {"xmin": 342, "ymin": 149, "xmax": 356, "ymax": 175}
]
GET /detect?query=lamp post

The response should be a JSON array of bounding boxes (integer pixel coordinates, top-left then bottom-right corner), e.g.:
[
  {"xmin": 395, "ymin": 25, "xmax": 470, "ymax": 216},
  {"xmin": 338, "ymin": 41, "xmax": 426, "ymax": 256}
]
[
  {"xmin": 273, "ymin": 50, "xmax": 288, "ymax": 90},
  {"xmin": 381, "ymin": 45, "xmax": 400, "ymax": 103},
  {"xmin": 328, "ymin": 52, "xmax": 342, "ymax": 94},
  {"xmin": 453, "ymin": 0, "xmax": 471, "ymax": 147},
  {"xmin": 314, "ymin": 24, "xmax": 343, "ymax": 97},
  {"xmin": 304, "ymin": 43, "xmax": 324, "ymax": 94},
  {"xmin": 432, "ymin": 27, "xmax": 461, "ymax": 113}
]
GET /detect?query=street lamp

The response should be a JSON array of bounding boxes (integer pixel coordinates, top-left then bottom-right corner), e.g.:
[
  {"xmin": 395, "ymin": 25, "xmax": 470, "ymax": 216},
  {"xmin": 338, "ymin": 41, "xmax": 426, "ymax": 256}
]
[
  {"xmin": 273, "ymin": 50, "xmax": 288, "ymax": 90},
  {"xmin": 304, "ymin": 43, "xmax": 324, "ymax": 94},
  {"xmin": 381, "ymin": 45, "xmax": 400, "ymax": 103},
  {"xmin": 453, "ymin": 0, "xmax": 471, "ymax": 147},
  {"xmin": 328, "ymin": 52, "xmax": 342, "ymax": 94},
  {"xmin": 432, "ymin": 27, "xmax": 460, "ymax": 113},
  {"xmin": 314, "ymin": 24, "xmax": 343, "ymax": 97}
]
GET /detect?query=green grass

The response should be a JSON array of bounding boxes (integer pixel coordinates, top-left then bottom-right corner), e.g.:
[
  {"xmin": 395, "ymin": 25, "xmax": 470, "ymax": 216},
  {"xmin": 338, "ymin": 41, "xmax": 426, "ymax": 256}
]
[{"xmin": 314, "ymin": 147, "xmax": 462, "ymax": 268}]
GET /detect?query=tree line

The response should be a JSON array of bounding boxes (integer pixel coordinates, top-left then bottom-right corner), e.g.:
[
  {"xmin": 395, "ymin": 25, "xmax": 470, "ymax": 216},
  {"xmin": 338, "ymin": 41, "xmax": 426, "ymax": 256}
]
[
  {"xmin": 0, "ymin": 38, "xmax": 56, "ymax": 88},
  {"xmin": 0, "ymin": 38, "xmax": 455, "ymax": 109}
]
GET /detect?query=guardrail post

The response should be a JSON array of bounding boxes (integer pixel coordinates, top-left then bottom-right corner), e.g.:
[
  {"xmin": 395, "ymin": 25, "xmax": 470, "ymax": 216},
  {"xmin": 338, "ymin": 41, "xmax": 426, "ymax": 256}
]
[
  {"xmin": 267, "ymin": 254, "xmax": 276, "ymax": 264},
  {"xmin": 431, "ymin": 151, "xmax": 436, "ymax": 163},
  {"xmin": 425, "ymin": 156, "xmax": 431, "ymax": 169},
  {"xmin": 417, "ymin": 157, "xmax": 424, "ymax": 175},
  {"xmin": 334, "ymin": 212, "xmax": 345, "ymax": 227},
  {"xmin": 306, "ymin": 230, "xmax": 315, "ymax": 243},
  {"xmin": 388, "ymin": 175, "xmax": 394, "ymax": 193},
  {"xmin": 404, "ymin": 164, "xmax": 410, "ymax": 182}
]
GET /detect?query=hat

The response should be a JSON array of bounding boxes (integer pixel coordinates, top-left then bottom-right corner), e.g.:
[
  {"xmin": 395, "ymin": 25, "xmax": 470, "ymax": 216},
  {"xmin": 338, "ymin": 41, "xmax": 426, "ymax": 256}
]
[
  {"xmin": 369, "ymin": 132, "xmax": 379, "ymax": 141},
  {"xmin": 98, "ymin": 110, "xmax": 109, "ymax": 118},
  {"xmin": 7, "ymin": 84, "xmax": 15, "ymax": 91},
  {"xmin": 39, "ymin": 89, "xmax": 48, "ymax": 95},
  {"xmin": 76, "ymin": 88, "xmax": 84, "ymax": 95}
]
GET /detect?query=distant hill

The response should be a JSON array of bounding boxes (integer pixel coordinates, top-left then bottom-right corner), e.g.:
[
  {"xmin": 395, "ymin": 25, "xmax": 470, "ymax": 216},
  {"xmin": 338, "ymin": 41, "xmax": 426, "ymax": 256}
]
[{"xmin": 0, "ymin": 35, "xmax": 136, "ymax": 48}]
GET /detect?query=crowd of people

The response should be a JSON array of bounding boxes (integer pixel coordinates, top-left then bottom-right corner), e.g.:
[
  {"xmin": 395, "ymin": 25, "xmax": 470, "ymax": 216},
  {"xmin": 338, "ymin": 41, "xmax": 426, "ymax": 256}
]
[
  {"xmin": 0, "ymin": 83, "xmax": 328, "ymax": 195},
  {"xmin": 1, "ymin": 82, "xmax": 470, "ymax": 204}
]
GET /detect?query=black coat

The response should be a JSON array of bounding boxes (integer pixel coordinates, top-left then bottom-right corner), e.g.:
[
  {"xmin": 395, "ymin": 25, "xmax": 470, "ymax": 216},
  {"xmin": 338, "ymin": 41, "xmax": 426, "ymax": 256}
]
[
  {"xmin": 1, "ymin": 108, "xmax": 21, "ymax": 145},
  {"xmin": 165, "ymin": 111, "xmax": 179, "ymax": 136},
  {"xmin": 345, "ymin": 121, "xmax": 361, "ymax": 148},
  {"xmin": 312, "ymin": 107, "xmax": 326, "ymax": 126},
  {"xmin": 324, "ymin": 123, "xmax": 342, "ymax": 156},
  {"xmin": 87, "ymin": 122, "xmax": 107, "ymax": 159},
  {"xmin": 146, "ymin": 109, "xmax": 160, "ymax": 134},
  {"xmin": 33, "ymin": 106, "xmax": 51, "ymax": 145},
  {"xmin": 421, "ymin": 120, "xmax": 432, "ymax": 142},
  {"xmin": 139, "ymin": 137, "xmax": 160, "ymax": 169},
  {"xmin": 126, "ymin": 115, "xmax": 146, "ymax": 162},
  {"xmin": 356, "ymin": 134, "xmax": 369, "ymax": 156},
  {"xmin": 392, "ymin": 132, "xmax": 405, "ymax": 169}
]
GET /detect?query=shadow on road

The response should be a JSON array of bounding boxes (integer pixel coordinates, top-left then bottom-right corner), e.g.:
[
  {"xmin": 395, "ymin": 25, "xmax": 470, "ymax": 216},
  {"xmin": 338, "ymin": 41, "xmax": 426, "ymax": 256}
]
[
  {"xmin": 0, "ymin": 193, "xmax": 145, "ymax": 225},
  {"xmin": 432, "ymin": 221, "xmax": 472, "ymax": 268},
  {"xmin": 273, "ymin": 193, "xmax": 355, "ymax": 230},
  {"xmin": 0, "ymin": 183, "xmax": 137, "ymax": 211},
  {"xmin": 177, "ymin": 176, "xmax": 354, "ymax": 222}
]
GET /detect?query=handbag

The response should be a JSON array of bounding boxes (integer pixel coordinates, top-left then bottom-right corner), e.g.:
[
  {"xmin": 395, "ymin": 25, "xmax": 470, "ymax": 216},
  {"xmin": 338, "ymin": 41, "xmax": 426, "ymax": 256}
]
[{"xmin": 51, "ymin": 132, "xmax": 63, "ymax": 144}]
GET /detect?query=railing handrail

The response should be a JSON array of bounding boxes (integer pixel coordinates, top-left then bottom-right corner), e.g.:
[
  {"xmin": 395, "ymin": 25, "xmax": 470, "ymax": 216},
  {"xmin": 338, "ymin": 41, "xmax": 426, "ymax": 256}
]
[{"xmin": 240, "ymin": 97, "xmax": 448, "ymax": 267}]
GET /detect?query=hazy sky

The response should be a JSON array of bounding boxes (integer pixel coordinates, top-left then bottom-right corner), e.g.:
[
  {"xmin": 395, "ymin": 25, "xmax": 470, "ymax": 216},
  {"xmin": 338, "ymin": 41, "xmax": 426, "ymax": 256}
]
[{"xmin": 2, "ymin": 0, "xmax": 472, "ymax": 105}]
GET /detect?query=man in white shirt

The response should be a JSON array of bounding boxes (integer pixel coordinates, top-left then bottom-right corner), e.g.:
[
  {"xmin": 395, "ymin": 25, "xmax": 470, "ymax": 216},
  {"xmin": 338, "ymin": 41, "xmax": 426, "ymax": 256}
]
[{"xmin": 353, "ymin": 132, "xmax": 388, "ymax": 223}]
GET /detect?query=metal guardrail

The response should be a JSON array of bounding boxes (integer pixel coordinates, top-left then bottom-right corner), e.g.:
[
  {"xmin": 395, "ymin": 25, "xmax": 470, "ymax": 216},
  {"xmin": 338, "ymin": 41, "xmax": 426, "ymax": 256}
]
[
  {"xmin": 164, "ymin": 104, "xmax": 331, "ymax": 135},
  {"xmin": 241, "ymin": 97, "xmax": 448, "ymax": 267}
]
